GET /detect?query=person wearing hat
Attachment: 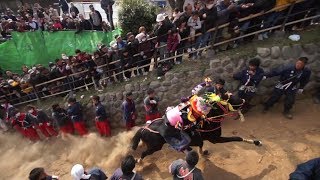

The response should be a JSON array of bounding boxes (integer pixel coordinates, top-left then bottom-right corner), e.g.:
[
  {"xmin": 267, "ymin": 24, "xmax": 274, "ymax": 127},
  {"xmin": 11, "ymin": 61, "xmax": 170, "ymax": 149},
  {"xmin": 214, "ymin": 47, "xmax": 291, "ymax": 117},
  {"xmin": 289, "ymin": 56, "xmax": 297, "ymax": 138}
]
[
  {"xmin": 91, "ymin": 95, "xmax": 111, "ymax": 136},
  {"xmin": 263, "ymin": 57, "xmax": 311, "ymax": 119},
  {"xmin": 154, "ymin": 13, "xmax": 173, "ymax": 60},
  {"xmin": 144, "ymin": 88, "xmax": 161, "ymax": 122},
  {"xmin": 26, "ymin": 105, "xmax": 58, "ymax": 138},
  {"xmin": 29, "ymin": 167, "xmax": 59, "ymax": 180},
  {"xmin": 67, "ymin": 98, "xmax": 88, "ymax": 136},
  {"xmin": 71, "ymin": 164, "xmax": 107, "ymax": 180},
  {"xmin": 51, "ymin": 103, "xmax": 74, "ymax": 136},
  {"xmin": 169, "ymin": 150, "xmax": 204, "ymax": 180},
  {"xmin": 121, "ymin": 92, "xmax": 137, "ymax": 131},
  {"xmin": 110, "ymin": 155, "xmax": 143, "ymax": 180},
  {"xmin": 233, "ymin": 58, "xmax": 265, "ymax": 113}
]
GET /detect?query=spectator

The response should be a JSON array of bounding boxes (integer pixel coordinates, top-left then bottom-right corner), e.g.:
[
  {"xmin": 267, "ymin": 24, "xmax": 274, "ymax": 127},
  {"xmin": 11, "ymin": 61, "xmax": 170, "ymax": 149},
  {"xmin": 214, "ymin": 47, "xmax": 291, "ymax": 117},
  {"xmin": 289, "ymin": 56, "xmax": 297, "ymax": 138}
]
[
  {"xmin": 102, "ymin": 21, "xmax": 111, "ymax": 32},
  {"xmin": 233, "ymin": 58, "xmax": 264, "ymax": 113},
  {"xmin": 289, "ymin": 157, "xmax": 320, "ymax": 180},
  {"xmin": 100, "ymin": 0, "xmax": 115, "ymax": 30},
  {"xmin": 136, "ymin": 27, "xmax": 153, "ymax": 74},
  {"xmin": 176, "ymin": 18, "xmax": 190, "ymax": 64},
  {"xmin": 126, "ymin": 32, "xmax": 140, "ymax": 76},
  {"xmin": 144, "ymin": 88, "xmax": 161, "ymax": 122},
  {"xmin": 194, "ymin": 1, "xmax": 203, "ymax": 11},
  {"xmin": 91, "ymin": 95, "xmax": 111, "ymax": 137},
  {"xmin": 120, "ymin": 48, "xmax": 133, "ymax": 81},
  {"xmin": 121, "ymin": 92, "xmax": 137, "ymax": 131},
  {"xmin": 115, "ymin": 35, "xmax": 127, "ymax": 50},
  {"xmin": 169, "ymin": 151, "xmax": 204, "ymax": 180},
  {"xmin": 71, "ymin": 164, "xmax": 108, "ymax": 180},
  {"xmin": 172, "ymin": 8, "xmax": 183, "ymax": 24},
  {"xmin": 207, "ymin": 78, "xmax": 227, "ymax": 96},
  {"xmin": 110, "ymin": 155, "xmax": 143, "ymax": 180},
  {"xmin": 89, "ymin": 5, "xmax": 103, "ymax": 30},
  {"xmin": 216, "ymin": 0, "xmax": 237, "ymax": 25},
  {"xmin": 154, "ymin": 13, "xmax": 171, "ymax": 60},
  {"xmin": 263, "ymin": 57, "xmax": 311, "ymax": 119},
  {"xmin": 76, "ymin": 14, "xmax": 93, "ymax": 33},
  {"xmin": 26, "ymin": 105, "xmax": 58, "ymax": 137},
  {"xmin": 67, "ymin": 97, "xmax": 88, "ymax": 136},
  {"xmin": 187, "ymin": 11, "xmax": 201, "ymax": 54},
  {"xmin": 53, "ymin": 18, "xmax": 63, "ymax": 30},
  {"xmin": 51, "ymin": 103, "xmax": 74, "ymax": 136},
  {"xmin": 179, "ymin": 4, "xmax": 193, "ymax": 24},
  {"xmin": 27, "ymin": 16, "xmax": 39, "ymax": 30},
  {"xmin": 70, "ymin": 3, "xmax": 79, "ymax": 17},
  {"xmin": 167, "ymin": 28, "xmax": 180, "ymax": 65},
  {"xmin": 29, "ymin": 167, "xmax": 59, "ymax": 180},
  {"xmin": 58, "ymin": 0, "xmax": 69, "ymax": 14}
]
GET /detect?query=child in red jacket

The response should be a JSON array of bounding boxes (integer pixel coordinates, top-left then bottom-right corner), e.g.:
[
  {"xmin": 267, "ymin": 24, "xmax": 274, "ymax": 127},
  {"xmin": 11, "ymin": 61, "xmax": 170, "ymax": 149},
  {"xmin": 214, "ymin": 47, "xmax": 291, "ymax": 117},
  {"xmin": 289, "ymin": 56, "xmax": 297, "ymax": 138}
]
[{"xmin": 167, "ymin": 28, "xmax": 180, "ymax": 65}]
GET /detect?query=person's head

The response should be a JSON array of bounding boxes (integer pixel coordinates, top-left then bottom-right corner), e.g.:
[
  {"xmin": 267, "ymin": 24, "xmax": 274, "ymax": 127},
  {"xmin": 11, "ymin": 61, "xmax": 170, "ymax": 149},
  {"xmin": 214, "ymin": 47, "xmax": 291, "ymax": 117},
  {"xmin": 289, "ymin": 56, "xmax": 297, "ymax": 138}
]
[
  {"xmin": 248, "ymin": 58, "xmax": 261, "ymax": 71},
  {"xmin": 186, "ymin": 150, "xmax": 199, "ymax": 168},
  {"xmin": 192, "ymin": 11, "xmax": 199, "ymax": 20},
  {"xmin": 28, "ymin": 16, "xmax": 33, "ymax": 22},
  {"xmin": 89, "ymin": 5, "xmax": 95, "ymax": 12},
  {"xmin": 223, "ymin": 0, "xmax": 231, "ymax": 6},
  {"xmin": 171, "ymin": 28, "xmax": 178, "ymax": 36},
  {"xmin": 147, "ymin": 88, "xmax": 155, "ymax": 97},
  {"xmin": 29, "ymin": 167, "xmax": 47, "ymax": 180},
  {"xmin": 126, "ymin": 92, "xmax": 133, "ymax": 100},
  {"xmin": 5, "ymin": 70, "xmax": 13, "ymax": 77},
  {"xmin": 22, "ymin": 65, "xmax": 29, "ymax": 73},
  {"xmin": 75, "ymin": 49, "xmax": 81, "ymax": 55},
  {"xmin": 68, "ymin": 97, "xmax": 77, "ymax": 105},
  {"xmin": 70, "ymin": 164, "xmax": 91, "ymax": 180},
  {"xmin": 138, "ymin": 26, "xmax": 146, "ymax": 33},
  {"xmin": 79, "ymin": 14, "xmax": 84, "ymax": 20},
  {"xmin": 121, "ymin": 155, "xmax": 136, "ymax": 176},
  {"xmin": 26, "ymin": 105, "xmax": 36, "ymax": 113},
  {"xmin": 194, "ymin": 1, "xmax": 201, "ymax": 10},
  {"xmin": 115, "ymin": 35, "xmax": 122, "ymax": 43},
  {"xmin": 215, "ymin": 79, "xmax": 225, "ymax": 90},
  {"xmin": 295, "ymin": 57, "xmax": 308, "ymax": 70},
  {"xmin": 204, "ymin": 77, "xmax": 212, "ymax": 86},
  {"xmin": 70, "ymin": 2, "xmax": 75, "ymax": 7},
  {"xmin": 185, "ymin": 3, "xmax": 193, "ymax": 15},
  {"xmin": 91, "ymin": 95, "xmax": 100, "ymax": 105}
]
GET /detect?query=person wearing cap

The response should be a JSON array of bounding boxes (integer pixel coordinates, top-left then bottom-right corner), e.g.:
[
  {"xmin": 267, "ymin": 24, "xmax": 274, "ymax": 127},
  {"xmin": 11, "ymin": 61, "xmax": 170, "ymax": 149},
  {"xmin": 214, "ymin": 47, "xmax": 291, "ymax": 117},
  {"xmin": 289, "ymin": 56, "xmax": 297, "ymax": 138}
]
[
  {"xmin": 110, "ymin": 155, "xmax": 143, "ymax": 180},
  {"xmin": 26, "ymin": 105, "xmax": 58, "ymax": 138},
  {"xmin": 91, "ymin": 95, "xmax": 111, "ymax": 137},
  {"xmin": 52, "ymin": 103, "xmax": 74, "ymax": 136},
  {"xmin": 121, "ymin": 92, "xmax": 137, "ymax": 131},
  {"xmin": 154, "ymin": 13, "xmax": 173, "ymax": 60},
  {"xmin": 263, "ymin": 57, "xmax": 311, "ymax": 119},
  {"xmin": 144, "ymin": 88, "xmax": 161, "ymax": 122},
  {"xmin": 169, "ymin": 150, "xmax": 204, "ymax": 180},
  {"xmin": 233, "ymin": 58, "xmax": 265, "ymax": 113},
  {"xmin": 89, "ymin": 4, "xmax": 103, "ymax": 30},
  {"xmin": 71, "ymin": 164, "xmax": 107, "ymax": 180},
  {"xmin": 67, "ymin": 98, "xmax": 88, "ymax": 136},
  {"xmin": 29, "ymin": 167, "xmax": 59, "ymax": 180}
]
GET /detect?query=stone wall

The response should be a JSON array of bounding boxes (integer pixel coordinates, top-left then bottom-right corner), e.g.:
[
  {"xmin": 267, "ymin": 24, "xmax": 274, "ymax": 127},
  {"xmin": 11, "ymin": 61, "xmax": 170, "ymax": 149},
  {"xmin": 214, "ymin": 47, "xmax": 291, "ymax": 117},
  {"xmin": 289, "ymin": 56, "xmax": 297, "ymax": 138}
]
[{"xmin": 82, "ymin": 43, "xmax": 320, "ymax": 127}]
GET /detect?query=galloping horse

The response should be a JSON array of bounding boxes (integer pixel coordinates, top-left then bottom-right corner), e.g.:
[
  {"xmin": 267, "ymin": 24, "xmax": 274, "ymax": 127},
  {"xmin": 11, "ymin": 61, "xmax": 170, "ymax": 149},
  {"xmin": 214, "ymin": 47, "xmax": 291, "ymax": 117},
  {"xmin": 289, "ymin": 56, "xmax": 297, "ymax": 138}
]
[{"xmin": 131, "ymin": 95, "xmax": 262, "ymax": 161}]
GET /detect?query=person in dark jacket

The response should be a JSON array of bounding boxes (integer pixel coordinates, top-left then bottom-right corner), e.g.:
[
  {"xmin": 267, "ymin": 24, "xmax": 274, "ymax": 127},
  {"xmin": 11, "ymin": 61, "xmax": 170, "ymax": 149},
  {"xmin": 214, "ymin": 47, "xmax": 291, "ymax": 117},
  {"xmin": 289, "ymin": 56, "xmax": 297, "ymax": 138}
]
[
  {"xmin": 100, "ymin": 0, "xmax": 115, "ymax": 30},
  {"xmin": 70, "ymin": 3, "xmax": 79, "ymax": 16},
  {"xmin": 289, "ymin": 157, "xmax": 320, "ymax": 180},
  {"xmin": 76, "ymin": 14, "xmax": 93, "ymax": 33},
  {"xmin": 144, "ymin": 88, "xmax": 161, "ymax": 122},
  {"xmin": 29, "ymin": 167, "xmax": 59, "ymax": 180},
  {"xmin": 67, "ymin": 98, "xmax": 88, "ymax": 136},
  {"xmin": 233, "ymin": 58, "xmax": 264, "ymax": 113},
  {"xmin": 196, "ymin": 0, "xmax": 218, "ymax": 57},
  {"xmin": 26, "ymin": 105, "xmax": 58, "ymax": 138},
  {"xmin": 207, "ymin": 78, "xmax": 227, "ymax": 96},
  {"xmin": 154, "ymin": 13, "xmax": 172, "ymax": 60},
  {"xmin": 52, "ymin": 104, "xmax": 74, "ymax": 136},
  {"xmin": 58, "ymin": 0, "xmax": 69, "ymax": 14},
  {"xmin": 110, "ymin": 155, "xmax": 143, "ymax": 180},
  {"xmin": 263, "ymin": 57, "xmax": 311, "ymax": 119},
  {"xmin": 121, "ymin": 92, "xmax": 137, "ymax": 131},
  {"xmin": 120, "ymin": 48, "xmax": 133, "ymax": 81},
  {"xmin": 91, "ymin": 95, "xmax": 111, "ymax": 137},
  {"xmin": 89, "ymin": 5, "xmax": 103, "ymax": 30},
  {"xmin": 169, "ymin": 151, "xmax": 204, "ymax": 180},
  {"xmin": 71, "ymin": 164, "xmax": 107, "ymax": 180}
]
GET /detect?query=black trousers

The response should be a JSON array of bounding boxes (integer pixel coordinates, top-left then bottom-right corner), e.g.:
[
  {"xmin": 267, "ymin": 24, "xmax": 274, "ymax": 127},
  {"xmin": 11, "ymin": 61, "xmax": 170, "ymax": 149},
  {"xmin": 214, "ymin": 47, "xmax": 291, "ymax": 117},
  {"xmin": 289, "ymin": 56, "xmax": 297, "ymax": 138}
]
[{"xmin": 264, "ymin": 88, "xmax": 296, "ymax": 112}]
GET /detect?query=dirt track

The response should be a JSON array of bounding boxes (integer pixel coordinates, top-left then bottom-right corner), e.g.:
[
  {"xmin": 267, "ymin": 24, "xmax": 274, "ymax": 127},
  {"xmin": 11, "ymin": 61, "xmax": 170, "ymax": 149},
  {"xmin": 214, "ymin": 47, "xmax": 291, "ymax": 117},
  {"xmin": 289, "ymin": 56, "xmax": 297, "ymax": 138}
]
[{"xmin": 0, "ymin": 98, "xmax": 319, "ymax": 179}]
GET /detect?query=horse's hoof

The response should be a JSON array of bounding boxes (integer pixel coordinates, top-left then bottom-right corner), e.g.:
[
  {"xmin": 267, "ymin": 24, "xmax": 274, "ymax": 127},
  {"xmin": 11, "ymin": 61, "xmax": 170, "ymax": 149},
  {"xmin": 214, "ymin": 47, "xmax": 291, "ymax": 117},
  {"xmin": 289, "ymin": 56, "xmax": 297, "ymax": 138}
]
[{"xmin": 254, "ymin": 140, "xmax": 262, "ymax": 146}]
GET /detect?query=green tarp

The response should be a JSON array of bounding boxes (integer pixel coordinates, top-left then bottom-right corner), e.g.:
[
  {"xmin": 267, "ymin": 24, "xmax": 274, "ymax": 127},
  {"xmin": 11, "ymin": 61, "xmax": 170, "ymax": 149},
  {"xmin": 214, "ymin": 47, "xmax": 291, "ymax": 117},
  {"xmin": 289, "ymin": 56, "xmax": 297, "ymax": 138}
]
[{"xmin": 0, "ymin": 29, "xmax": 121, "ymax": 73}]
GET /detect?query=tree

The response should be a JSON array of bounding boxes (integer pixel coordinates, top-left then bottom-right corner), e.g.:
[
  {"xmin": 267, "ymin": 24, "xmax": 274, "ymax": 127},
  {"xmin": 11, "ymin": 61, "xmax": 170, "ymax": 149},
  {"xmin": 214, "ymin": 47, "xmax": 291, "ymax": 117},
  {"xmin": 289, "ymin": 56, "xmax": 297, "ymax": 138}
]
[{"xmin": 118, "ymin": 0, "xmax": 159, "ymax": 36}]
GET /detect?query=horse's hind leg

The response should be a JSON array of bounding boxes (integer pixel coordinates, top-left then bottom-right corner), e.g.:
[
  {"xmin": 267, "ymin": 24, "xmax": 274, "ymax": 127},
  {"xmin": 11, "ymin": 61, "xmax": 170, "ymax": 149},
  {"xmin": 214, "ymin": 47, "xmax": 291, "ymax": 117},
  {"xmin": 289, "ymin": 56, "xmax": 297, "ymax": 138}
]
[{"xmin": 138, "ymin": 145, "xmax": 163, "ymax": 163}]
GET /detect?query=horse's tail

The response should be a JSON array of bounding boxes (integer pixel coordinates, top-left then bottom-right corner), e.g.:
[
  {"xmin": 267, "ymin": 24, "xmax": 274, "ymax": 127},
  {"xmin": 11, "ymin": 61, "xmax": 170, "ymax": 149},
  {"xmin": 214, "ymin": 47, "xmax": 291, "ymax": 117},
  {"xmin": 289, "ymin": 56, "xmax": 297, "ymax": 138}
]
[{"xmin": 132, "ymin": 128, "xmax": 143, "ymax": 150}]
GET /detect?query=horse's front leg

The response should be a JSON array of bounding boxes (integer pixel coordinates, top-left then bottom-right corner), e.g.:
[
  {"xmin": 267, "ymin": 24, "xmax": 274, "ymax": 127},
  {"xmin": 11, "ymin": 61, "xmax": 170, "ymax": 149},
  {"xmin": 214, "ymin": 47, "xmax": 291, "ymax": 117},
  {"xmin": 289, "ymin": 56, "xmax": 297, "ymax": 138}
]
[{"xmin": 211, "ymin": 136, "xmax": 262, "ymax": 146}]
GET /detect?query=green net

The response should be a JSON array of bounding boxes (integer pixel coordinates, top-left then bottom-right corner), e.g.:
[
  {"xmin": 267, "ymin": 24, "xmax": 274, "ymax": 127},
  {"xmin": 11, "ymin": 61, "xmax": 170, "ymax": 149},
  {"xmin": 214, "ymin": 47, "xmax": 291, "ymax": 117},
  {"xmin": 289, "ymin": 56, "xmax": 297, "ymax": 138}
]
[{"xmin": 0, "ymin": 29, "xmax": 121, "ymax": 73}]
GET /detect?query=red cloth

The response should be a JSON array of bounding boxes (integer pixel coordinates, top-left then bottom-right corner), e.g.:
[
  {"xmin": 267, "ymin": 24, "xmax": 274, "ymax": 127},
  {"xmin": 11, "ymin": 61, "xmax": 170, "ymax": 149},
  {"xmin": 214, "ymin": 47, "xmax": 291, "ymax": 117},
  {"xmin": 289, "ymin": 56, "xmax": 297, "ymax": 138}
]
[
  {"xmin": 95, "ymin": 119, "xmax": 111, "ymax": 137},
  {"xmin": 145, "ymin": 113, "xmax": 161, "ymax": 122},
  {"xmin": 167, "ymin": 34, "xmax": 179, "ymax": 52},
  {"xmin": 53, "ymin": 22, "xmax": 63, "ymax": 30},
  {"xmin": 24, "ymin": 127, "xmax": 40, "ymax": 141},
  {"xmin": 60, "ymin": 123, "xmax": 74, "ymax": 134},
  {"xmin": 73, "ymin": 121, "xmax": 88, "ymax": 136},
  {"xmin": 13, "ymin": 125, "xmax": 27, "ymax": 137},
  {"xmin": 37, "ymin": 123, "xmax": 58, "ymax": 137}
]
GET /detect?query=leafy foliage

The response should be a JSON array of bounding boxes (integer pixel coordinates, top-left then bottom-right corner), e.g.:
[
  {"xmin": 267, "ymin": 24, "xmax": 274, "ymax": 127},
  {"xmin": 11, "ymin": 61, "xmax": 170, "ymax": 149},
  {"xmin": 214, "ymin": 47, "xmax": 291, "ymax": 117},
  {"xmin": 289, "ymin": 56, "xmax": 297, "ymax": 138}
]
[{"xmin": 118, "ymin": 0, "xmax": 159, "ymax": 36}]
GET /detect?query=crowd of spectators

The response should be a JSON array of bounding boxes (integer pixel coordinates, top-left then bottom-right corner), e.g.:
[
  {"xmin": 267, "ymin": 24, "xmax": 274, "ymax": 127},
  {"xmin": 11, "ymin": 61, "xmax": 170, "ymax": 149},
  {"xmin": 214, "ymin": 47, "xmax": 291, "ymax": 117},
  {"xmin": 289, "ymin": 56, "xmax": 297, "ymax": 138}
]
[
  {"xmin": 0, "ymin": 0, "xmax": 319, "ymax": 105},
  {"xmin": 0, "ymin": 1, "xmax": 113, "ymax": 40}
]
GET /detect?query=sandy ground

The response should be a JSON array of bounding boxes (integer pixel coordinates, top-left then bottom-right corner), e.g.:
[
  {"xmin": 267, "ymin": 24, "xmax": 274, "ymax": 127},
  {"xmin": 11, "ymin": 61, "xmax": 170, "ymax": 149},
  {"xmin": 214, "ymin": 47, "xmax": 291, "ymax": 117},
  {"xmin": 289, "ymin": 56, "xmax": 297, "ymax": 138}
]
[{"xmin": 0, "ymin": 98, "xmax": 319, "ymax": 180}]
